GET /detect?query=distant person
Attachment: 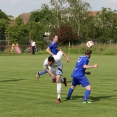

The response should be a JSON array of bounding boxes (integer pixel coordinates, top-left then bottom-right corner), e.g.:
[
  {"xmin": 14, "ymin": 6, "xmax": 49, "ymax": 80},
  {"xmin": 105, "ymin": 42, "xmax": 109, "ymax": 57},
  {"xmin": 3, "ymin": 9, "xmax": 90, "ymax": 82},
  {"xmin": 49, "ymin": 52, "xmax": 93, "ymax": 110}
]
[
  {"xmin": 31, "ymin": 40, "xmax": 36, "ymax": 54},
  {"xmin": 66, "ymin": 50, "xmax": 98, "ymax": 103}
]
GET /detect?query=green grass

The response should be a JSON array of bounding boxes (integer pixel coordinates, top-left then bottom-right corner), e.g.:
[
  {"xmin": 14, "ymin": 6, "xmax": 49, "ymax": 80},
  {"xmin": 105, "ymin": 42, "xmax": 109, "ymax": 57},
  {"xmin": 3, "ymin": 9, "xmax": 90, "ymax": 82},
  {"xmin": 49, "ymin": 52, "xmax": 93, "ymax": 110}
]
[{"xmin": 0, "ymin": 54, "xmax": 117, "ymax": 117}]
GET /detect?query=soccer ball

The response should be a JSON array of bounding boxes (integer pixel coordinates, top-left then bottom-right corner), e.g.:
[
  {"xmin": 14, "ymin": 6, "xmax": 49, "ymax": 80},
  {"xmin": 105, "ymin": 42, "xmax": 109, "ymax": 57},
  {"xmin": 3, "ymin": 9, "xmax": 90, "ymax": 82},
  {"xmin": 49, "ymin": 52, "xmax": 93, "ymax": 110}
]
[{"xmin": 86, "ymin": 41, "xmax": 94, "ymax": 48}]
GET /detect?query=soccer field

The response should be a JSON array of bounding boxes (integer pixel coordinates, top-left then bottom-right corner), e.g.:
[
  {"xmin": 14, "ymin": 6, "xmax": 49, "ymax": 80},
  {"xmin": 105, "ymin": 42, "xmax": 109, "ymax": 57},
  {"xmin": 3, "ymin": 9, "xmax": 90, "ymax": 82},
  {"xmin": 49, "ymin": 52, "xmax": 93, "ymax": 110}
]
[{"xmin": 0, "ymin": 54, "xmax": 117, "ymax": 117}]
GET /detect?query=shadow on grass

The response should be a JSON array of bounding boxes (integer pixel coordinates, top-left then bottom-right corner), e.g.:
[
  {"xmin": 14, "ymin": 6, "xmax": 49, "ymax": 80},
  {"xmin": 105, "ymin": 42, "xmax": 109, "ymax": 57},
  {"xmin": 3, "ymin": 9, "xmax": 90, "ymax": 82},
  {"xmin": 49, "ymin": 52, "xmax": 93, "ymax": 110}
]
[
  {"xmin": 113, "ymin": 90, "xmax": 117, "ymax": 91},
  {"xmin": 90, "ymin": 95, "xmax": 112, "ymax": 101},
  {"xmin": 63, "ymin": 96, "xmax": 83, "ymax": 102},
  {"xmin": 0, "ymin": 79, "xmax": 26, "ymax": 82},
  {"xmin": 62, "ymin": 95, "xmax": 113, "ymax": 102}
]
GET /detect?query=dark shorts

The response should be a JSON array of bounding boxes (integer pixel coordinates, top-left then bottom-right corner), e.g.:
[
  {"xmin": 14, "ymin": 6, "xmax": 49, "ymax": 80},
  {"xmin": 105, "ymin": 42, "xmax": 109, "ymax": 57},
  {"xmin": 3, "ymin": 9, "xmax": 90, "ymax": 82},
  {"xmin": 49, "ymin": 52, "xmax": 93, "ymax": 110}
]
[{"xmin": 72, "ymin": 76, "xmax": 90, "ymax": 87}]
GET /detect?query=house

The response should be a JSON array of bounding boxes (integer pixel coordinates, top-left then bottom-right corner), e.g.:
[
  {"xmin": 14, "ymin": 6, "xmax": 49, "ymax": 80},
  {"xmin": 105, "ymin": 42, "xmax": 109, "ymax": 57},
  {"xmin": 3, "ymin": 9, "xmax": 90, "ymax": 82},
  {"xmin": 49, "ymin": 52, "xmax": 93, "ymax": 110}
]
[{"xmin": 19, "ymin": 12, "xmax": 31, "ymax": 24}]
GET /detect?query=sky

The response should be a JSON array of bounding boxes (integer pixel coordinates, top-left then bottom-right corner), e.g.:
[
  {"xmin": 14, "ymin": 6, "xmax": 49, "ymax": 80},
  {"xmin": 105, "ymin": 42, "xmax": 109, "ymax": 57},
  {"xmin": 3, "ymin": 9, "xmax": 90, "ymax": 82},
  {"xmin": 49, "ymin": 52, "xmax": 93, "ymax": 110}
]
[{"xmin": 0, "ymin": 0, "xmax": 117, "ymax": 18}]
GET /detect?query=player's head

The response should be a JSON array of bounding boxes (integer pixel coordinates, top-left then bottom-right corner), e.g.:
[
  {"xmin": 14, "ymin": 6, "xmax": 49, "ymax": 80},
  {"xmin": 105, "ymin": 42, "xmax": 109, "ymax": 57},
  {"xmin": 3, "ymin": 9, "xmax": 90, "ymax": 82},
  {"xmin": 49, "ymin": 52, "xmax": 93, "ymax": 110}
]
[
  {"xmin": 48, "ymin": 56, "xmax": 55, "ymax": 66},
  {"xmin": 53, "ymin": 35, "xmax": 58, "ymax": 43},
  {"xmin": 85, "ymin": 50, "xmax": 92, "ymax": 58},
  {"xmin": 31, "ymin": 39, "xmax": 33, "ymax": 42}
]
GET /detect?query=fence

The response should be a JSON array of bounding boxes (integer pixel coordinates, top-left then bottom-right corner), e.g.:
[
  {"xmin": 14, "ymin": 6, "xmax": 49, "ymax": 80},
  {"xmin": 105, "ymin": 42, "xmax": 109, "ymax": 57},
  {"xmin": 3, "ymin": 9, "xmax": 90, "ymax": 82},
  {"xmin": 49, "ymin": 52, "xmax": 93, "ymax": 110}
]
[
  {"xmin": 0, "ymin": 44, "xmax": 45, "ymax": 55},
  {"xmin": 1, "ymin": 43, "xmax": 117, "ymax": 56}
]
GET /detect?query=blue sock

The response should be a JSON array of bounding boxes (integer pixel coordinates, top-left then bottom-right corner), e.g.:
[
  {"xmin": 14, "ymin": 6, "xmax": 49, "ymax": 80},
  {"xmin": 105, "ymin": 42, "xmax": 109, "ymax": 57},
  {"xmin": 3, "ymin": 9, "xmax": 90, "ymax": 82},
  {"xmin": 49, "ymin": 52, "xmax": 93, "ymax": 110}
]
[
  {"xmin": 67, "ymin": 88, "xmax": 74, "ymax": 99},
  {"xmin": 39, "ymin": 70, "xmax": 47, "ymax": 75},
  {"xmin": 83, "ymin": 90, "xmax": 91, "ymax": 101}
]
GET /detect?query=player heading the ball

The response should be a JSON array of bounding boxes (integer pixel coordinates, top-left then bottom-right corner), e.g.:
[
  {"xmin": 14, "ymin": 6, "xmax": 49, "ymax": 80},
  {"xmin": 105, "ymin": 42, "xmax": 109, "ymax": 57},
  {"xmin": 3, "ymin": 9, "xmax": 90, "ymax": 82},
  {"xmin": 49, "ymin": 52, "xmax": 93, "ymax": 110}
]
[{"xmin": 66, "ymin": 50, "xmax": 98, "ymax": 103}]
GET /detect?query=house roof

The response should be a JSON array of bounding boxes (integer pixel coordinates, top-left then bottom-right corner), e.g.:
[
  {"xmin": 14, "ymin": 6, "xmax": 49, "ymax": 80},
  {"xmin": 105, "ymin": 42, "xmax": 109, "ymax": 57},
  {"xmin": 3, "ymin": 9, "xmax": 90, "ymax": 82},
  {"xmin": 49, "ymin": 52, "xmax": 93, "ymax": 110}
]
[
  {"xmin": 89, "ymin": 11, "xmax": 100, "ymax": 17},
  {"xmin": 19, "ymin": 12, "xmax": 31, "ymax": 24}
]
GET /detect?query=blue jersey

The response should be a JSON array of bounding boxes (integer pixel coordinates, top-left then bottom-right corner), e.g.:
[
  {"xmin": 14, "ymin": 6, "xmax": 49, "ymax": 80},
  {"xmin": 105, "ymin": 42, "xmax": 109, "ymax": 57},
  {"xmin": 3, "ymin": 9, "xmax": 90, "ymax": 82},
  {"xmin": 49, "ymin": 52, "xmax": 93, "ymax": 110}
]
[
  {"xmin": 48, "ymin": 41, "xmax": 58, "ymax": 55},
  {"xmin": 71, "ymin": 56, "xmax": 89, "ymax": 77}
]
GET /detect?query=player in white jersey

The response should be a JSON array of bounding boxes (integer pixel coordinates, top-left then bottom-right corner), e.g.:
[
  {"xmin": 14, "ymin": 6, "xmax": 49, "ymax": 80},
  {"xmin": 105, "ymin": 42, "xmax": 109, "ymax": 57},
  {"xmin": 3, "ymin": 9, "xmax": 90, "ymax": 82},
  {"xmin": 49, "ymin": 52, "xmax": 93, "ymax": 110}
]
[{"xmin": 43, "ymin": 50, "xmax": 70, "ymax": 103}]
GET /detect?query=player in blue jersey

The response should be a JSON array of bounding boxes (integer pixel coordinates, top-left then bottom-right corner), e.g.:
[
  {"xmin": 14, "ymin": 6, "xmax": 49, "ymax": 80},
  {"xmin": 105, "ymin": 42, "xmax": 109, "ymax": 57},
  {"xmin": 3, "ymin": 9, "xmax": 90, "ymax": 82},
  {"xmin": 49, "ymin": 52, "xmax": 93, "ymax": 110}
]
[
  {"xmin": 66, "ymin": 50, "xmax": 98, "ymax": 103},
  {"xmin": 46, "ymin": 35, "xmax": 59, "ymax": 55}
]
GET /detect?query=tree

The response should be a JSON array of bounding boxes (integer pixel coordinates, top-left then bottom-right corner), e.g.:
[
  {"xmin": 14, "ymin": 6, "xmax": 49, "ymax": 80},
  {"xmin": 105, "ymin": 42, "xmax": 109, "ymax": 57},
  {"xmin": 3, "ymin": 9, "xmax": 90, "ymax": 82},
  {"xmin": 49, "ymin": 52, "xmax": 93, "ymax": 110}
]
[
  {"xmin": 95, "ymin": 8, "xmax": 117, "ymax": 43},
  {"xmin": 49, "ymin": 0, "xmax": 91, "ymax": 41},
  {"xmin": 27, "ymin": 21, "xmax": 44, "ymax": 42},
  {"xmin": 29, "ymin": 10, "xmax": 41, "ymax": 22},
  {"xmin": 81, "ymin": 15, "xmax": 96, "ymax": 41},
  {"xmin": 66, "ymin": 0, "xmax": 91, "ymax": 38},
  {"xmin": 6, "ymin": 16, "xmax": 29, "ymax": 44},
  {"xmin": 0, "ymin": 19, "xmax": 8, "ymax": 33},
  {"xmin": 0, "ymin": 9, "xmax": 8, "ymax": 20},
  {"xmin": 29, "ymin": 7, "xmax": 49, "ymax": 41},
  {"xmin": 29, "ymin": 5, "xmax": 51, "ymax": 25},
  {"xmin": 0, "ymin": 10, "xmax": 9, "ymax": 52},
  {"xmin": 0, "ymin": 9, "xmax": 9, "ymax": 38},
  {"xmin": 50, "ymin": 0, "xmax": 68, "ymax": 28},
  {"xmin": 53, "ymin": 24, "xmax": 79, "ymax": 45}
]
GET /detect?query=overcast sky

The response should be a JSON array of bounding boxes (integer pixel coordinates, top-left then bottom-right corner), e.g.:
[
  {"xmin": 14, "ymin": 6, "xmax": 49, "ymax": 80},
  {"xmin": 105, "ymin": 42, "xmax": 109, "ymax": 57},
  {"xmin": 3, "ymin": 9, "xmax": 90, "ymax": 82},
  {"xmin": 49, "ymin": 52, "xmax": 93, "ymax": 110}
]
[{"xmin": 0, "ymin": 0, "xmax": 117, "ymax": 18}]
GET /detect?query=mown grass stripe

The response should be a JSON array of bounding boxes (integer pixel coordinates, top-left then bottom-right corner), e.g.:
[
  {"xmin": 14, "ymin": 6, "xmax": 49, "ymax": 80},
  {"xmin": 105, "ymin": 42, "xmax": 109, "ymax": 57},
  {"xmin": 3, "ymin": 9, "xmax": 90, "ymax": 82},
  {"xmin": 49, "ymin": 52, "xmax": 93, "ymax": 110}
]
[{"xmin": 0, "ymin": 54, "xmax": 117, "ymax": 117}]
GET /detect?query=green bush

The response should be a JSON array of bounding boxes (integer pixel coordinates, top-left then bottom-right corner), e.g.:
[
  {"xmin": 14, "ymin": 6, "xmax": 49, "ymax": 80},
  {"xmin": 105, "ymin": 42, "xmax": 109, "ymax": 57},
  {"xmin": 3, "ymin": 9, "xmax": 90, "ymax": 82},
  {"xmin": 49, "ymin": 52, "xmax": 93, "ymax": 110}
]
[
  {"xmin": 101, "ymin": 48, "xmax": 116, "ymax": 55},
  {"xmin": 0, "ymin": 41, "xmax": 7, "ymax": 52},
  {"xmin": 60, "ymin": 44, "xmax": 117, "ymax": 55}
]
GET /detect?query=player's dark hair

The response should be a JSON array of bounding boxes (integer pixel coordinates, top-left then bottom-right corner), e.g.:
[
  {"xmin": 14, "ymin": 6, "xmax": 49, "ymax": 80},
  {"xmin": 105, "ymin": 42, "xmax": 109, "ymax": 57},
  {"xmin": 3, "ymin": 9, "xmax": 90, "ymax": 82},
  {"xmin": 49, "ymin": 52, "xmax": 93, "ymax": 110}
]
[
  {"xmin": 48, "ymin": 56, "xmax": 55, "ymax": 63},
  {"xmin": 85, "ymin": 50, "xmax": 92, "ymax": 55}
]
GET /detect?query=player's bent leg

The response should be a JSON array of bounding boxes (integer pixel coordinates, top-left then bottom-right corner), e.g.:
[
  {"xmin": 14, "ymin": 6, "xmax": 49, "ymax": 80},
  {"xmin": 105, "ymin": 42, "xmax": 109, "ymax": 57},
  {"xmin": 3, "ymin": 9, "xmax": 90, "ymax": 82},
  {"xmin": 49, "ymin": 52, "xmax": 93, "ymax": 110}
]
[
  {"xmin": 36, "ymin": 70, "xmax": 47, "ymax": 79},
  {"xmin": 60, "ymin": 77, "xmax": 67, "ymax": 87},
  {"xmin": 63, "ymin": 77, "xmax": 67, "ymax": 87},
  {"xmin": 60, "ymin": 78, "xmax": 64, "ymax": 83},
  {"xmin": 52, "ymin": 78, "xmax": 56, "ymax": 83},
  {"xmin": 39, "ymin": 69, "xmax": 47, "ymax": 76}
]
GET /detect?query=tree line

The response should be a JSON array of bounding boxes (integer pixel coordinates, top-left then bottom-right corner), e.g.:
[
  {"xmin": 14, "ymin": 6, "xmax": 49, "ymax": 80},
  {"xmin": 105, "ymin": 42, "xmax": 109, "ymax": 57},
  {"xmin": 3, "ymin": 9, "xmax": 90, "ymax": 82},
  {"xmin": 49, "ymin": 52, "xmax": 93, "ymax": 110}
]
[{"xmin": 0, "ymin": 0, "xmax": 117, "ymax": 46}]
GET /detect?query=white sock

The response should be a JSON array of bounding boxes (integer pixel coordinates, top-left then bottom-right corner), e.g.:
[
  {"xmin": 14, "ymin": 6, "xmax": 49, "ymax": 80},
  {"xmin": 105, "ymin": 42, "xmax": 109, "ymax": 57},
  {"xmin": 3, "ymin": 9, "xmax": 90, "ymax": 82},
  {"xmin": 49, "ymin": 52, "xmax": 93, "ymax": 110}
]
[
  {"xmin": 57, "ymin": 83, "xmax": 62, "ymax": 99},
  {"xmin": 58, "ymin": 94, "xmax": 61, "ymax": 99},
  {"xmin": 60, "ymin": 78, "xmax": 64, "ymax": 83}
]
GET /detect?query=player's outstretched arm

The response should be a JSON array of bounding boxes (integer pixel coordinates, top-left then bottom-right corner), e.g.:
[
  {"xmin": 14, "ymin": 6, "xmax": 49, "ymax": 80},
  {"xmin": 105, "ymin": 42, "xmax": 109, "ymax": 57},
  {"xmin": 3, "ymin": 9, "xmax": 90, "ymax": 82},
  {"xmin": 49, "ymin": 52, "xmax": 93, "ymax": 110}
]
[
  {"xmin": 46, "ymin": 47, "xmax": 54, "ymax": 56},
  {"xmin": 63, "ymin": 52, "xmax": 70, "ymax": 62},
  {"xmin": 83, "ymin": 64, "xmax": 98, "ymax": 69},
  {"xmin": 59, "ymin": 49, "xmax": 70, "ymax": 62}
]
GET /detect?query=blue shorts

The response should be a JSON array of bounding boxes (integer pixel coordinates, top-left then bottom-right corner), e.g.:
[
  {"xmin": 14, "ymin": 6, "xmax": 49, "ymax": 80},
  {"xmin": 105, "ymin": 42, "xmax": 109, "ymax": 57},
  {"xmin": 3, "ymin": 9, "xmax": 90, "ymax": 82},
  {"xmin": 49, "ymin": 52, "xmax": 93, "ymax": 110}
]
[{"xmin": 72, "ymin": 76, "xmax": 90, "ymax": 87}]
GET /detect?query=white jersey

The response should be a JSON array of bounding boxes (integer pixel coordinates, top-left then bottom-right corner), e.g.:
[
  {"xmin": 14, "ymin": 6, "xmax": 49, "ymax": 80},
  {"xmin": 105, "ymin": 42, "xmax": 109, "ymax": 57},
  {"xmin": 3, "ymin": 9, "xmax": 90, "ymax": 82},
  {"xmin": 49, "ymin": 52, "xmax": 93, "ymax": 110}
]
[
  {"xmin": 31, "ymin": 41, "xmax": 36, "ymax": 46},
  {"xmin": 43, "ymin": 51, "xmax": 63, "ymax": 71}
]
